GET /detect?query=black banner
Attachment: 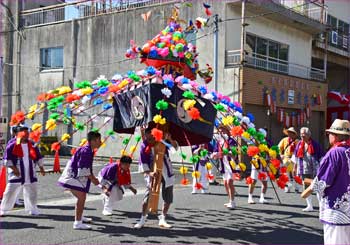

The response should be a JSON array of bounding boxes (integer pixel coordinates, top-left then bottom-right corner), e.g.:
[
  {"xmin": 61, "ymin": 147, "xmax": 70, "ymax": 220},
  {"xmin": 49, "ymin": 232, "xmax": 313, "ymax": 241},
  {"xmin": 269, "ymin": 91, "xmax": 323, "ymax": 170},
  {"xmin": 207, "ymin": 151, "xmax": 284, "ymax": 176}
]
[{"xmin": 113, "ymin": 82, "xmax": 216, "ymax": 146}]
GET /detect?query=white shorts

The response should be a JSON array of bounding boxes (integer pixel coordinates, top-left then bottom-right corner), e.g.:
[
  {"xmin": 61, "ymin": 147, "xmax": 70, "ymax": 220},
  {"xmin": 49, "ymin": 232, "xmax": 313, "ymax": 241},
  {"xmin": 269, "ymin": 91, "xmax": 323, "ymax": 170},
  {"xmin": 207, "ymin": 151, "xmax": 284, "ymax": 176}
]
[{"xmin": 250, "ymin": 167, "xmax": 268, "ymax": 181}]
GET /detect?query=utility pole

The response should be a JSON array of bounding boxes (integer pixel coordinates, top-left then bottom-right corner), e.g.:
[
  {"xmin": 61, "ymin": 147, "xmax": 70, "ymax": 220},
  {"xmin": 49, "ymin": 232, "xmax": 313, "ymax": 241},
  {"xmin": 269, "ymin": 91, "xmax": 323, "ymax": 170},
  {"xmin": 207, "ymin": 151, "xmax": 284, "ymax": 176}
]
[
  {"xmin": 213, "ymin": 14, "xmax": 219, "ymax": 92},
  {"xmin": 238, "ymin": 0, "xmax": 246, "ymax": 104},
  {"xmin": 0, "ymin": 57, "xmax": 3, "ymax": 117}
]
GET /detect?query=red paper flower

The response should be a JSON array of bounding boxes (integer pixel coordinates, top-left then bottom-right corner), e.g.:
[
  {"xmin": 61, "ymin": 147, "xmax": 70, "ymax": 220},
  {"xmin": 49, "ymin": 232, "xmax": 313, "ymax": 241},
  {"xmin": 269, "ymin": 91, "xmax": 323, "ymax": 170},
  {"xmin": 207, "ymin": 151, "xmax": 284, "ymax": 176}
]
[
  {"xmin": 270, "ymin": 158, "xmax": 281, "ymax": 169},
  {"xmin": 268, "ymin": 171, "xmax": 276, "ymax": 181},
  {"xmin": 294, "ymin": 175, "xmax": 303, "ymax": 185},
  {"xmin": 71, "ymin": 148, "xmax": 77, "ymax": 155},
  {"xmin": 245, "ymin": 176, "xmax": 254, "ymax": 185},
  {"xmin": 233, "ymin": 173, "xmax": 241, "ymax": 181},
  {"xmin": 230, "ymin": 126, "xmax": 243, "ymax": 137},
  {"xmin": 279, "ymin": 173, "xmax": 289, "ymax": 183},
  {"xmin": 10, "ymin": 111, "xmax": 25, "ymax": 126},
  {"xmin": 51, "ymin": 142, "xmax": 61, "ymax": 152},
  {"xmin": 181, "ymin": 178, "xmax": 190, "ymax": 185},
  {"xmin": 280, "ymin": 166, "xmax": 287, "ymax": 174},
  {"xmin": 151, "ymin": 128, "xmax": 163, "ymax": 142},
  {"xmin": 195, "ymin": 182, "xmax": 203, "ymax": 190},
  {"xmin": 187, "ymin": 107, "xmax": 200, "ymax": 120},
  {"xmin": 29, "ymin": 131, "xmax": 41, "ymax": 143},
  {"xmin": 277, "ymin": 179, "xmax": 286, "ymax": 189},
  {"xmin": 37, "ymin": 93, "xmax": 55, "ymax": 102},
  {"xmin": 108, "ymin": 85, "xmax": 120, "ymax": 93},
  {"xmin": 247, "ymin": 146, "xmax": 260, "ymax": 157},
  {"xmin": 66, "ymin": 94, "xmax": 80, "ymax": 103},
  {"xmin": 206, "ymin": 173, "xmax": 214, "ymax": 181},
  {"xmin": 258, "ymin": 172, "xmax": 267, "ymax": 181}
]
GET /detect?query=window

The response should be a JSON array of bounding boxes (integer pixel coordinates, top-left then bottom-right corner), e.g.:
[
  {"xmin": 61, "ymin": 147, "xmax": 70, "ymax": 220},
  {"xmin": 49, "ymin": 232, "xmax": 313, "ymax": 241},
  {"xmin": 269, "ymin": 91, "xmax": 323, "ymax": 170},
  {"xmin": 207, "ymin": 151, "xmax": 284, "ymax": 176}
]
[
  {"xmin": 40, "ymin": 47, "xmax": 63, "ymax": 70},
  {"xmin": 327, "ymin": 14, "xmax": 349, "ymax": 51}
]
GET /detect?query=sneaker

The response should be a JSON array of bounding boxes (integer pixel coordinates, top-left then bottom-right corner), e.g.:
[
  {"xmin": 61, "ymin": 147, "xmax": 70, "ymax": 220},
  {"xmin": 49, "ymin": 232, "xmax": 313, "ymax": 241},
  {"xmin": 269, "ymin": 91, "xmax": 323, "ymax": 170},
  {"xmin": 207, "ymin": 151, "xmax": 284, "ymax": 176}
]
[
  {"xmin": 29, "ymin": 210, "xmax": 40, "ymax": 216},
  {"xmin": 191, "ymin": 190, "xmax": 197, "ymax": 194},
  {"xmin": 0, "ymin": 210, "xmax": 7, "ymax": 217},
  {"xmin": 134, "ymin": 219, "xmax": 146, "ymax": 229},
  {"xmin": 302, "ymin": 206, "xmax": 314, "ymax": 212},
  {"xmin": 226, "ymin": 202, "xmax": 236, "ymax": 209},
  {"xmin": 224, "ymin": 202, "xmax": 231, "ymax": 207},
  {"xmin": 102, "ymin": 210, "xmax": 113, "ymax": 216},
  {"xmin": 82, "ymin": 216, "xmax": 92, "ymax": 222},
  {"xmin": 284, "ymin": 186, "xmax": 290, "ymax": 193},
  {"xmin": 201, "ymin": 189, "xmax": 208, "ymax": 194},
  {"xmin": 159, "ymin": 219, "xmax": 172, "ymax": 228},
  {"xmin": 248, "ymin": 197, "xmax": 255, "ymax": 204},
  {"xmin": 73, "ymin": 222, "xmax": 92, "ymax": 230},
  {"xmin": 259, "ymin": 198, "xmax": 269, "ymax": 204}
]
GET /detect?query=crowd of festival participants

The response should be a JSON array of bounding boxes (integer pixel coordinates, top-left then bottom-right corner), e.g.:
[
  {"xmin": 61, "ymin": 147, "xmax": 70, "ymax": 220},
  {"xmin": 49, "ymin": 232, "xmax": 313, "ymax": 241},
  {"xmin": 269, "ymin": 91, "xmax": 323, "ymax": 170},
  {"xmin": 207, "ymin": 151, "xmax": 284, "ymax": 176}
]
[{"xmin": 0, "ymin": 119, "xmax": 350, "ymax": 244}]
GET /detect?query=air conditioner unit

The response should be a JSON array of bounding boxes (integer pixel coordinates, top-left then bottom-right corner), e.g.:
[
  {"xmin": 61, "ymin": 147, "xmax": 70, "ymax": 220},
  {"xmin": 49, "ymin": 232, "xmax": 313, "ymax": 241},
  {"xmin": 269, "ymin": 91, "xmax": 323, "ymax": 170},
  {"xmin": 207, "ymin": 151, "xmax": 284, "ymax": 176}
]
[{"xmin": 331, "ymin": 31, "xmax": 338, "ymax": 45}]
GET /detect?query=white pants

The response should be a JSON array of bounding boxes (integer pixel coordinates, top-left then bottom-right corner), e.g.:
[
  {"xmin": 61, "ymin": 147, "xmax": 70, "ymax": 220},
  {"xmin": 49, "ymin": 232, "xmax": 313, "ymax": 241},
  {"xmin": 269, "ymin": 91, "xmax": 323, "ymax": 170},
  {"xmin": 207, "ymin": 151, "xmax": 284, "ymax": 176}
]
[
  {"xmin": 324, "ymin": 224, "xmax": 350, "ymax": 244},
  {"xmin": 192, "ymin": 164, "xmax": 208, "ymax": 190},
  {"xmin": 103, "ymin": 186, "xmax": 123, "ymax": 213},
  {"xmin": 1, "ymin": 182, "xmax": 38, "ymax": 213}
]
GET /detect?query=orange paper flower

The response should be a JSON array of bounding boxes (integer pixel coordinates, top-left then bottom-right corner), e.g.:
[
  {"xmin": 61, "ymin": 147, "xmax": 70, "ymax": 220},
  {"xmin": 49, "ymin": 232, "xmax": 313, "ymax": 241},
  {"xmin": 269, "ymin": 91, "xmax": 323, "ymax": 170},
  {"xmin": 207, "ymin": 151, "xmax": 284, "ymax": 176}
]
[
  {"xmin": 245, "ymin": 176, "xmax": 254, "ymax": 185},
  {"xmin": 66, "ymin": 94, "xmax": 80, "ymax": 103},
  {"xmin": 29, "ymin": 131, "xmax": 41, "ymax": 143},
  {"xmin": 270, "ymin": 158, "xmax": 281, "ymax": 169},
  {"xmin": 151, "ymin": 128, "xmax": 163, "ymax": 142},
  {"xmin": 258, "ymin": 172, "xmax": 267, "ymax": 181},
  {"xmin": 51, "ymin": 142, "xmax": 61, "ymax": 152},
  {"xmin": 247, "ymin": 146, "xmax": 260, "ymax": 157},
  {"xmin": 181, "ymin": 178, "xmax": 190, "ymax": 185},
  {"xmin": 187, "ymin": 107, "xmax": 200, "ymax": 120},
  {"xmin": 294, "ymin": 175, "xmax": 303, "ymax": 185},
  {"xmin": 268, "ymin": 171, "xmax": 276, "ymax": 181},
  {"xmin": 230, "ymin": 126, "xmax": 243, "ymax": 137}
]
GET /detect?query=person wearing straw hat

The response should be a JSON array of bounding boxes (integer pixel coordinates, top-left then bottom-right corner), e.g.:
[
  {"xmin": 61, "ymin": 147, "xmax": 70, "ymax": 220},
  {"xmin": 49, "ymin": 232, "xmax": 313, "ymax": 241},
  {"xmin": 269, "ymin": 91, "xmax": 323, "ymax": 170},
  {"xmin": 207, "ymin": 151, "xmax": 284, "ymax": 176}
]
[
  {"xmin": 0, "ymin": 124, "xmax": 45, "ymax": 216},
  {"xmin": 291, "ymin": 127, "xmax": 324, "ymax": 212},
  {"xmin": 302, "ymin": 119, "xmax": 350, "ymax": 244},
  {"xmin": 278, "ymin": 127, "xmax": 299, "ymax": 193}
]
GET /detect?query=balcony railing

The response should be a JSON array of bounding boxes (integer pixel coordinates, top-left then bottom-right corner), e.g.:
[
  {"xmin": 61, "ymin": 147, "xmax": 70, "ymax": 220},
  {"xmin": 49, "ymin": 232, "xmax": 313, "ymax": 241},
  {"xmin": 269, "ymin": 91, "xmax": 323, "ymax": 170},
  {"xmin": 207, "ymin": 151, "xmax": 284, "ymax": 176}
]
[
  {"xmin": 225, "ymin": 50, "xmax": 325, "ymax": 81},
  {"xmin": 20, "ymin": 0, "xmax": 174, "ymax": 27},
  {"xmin": 271, "ymin": 0, "xmax": 327, "ymax": 23}
]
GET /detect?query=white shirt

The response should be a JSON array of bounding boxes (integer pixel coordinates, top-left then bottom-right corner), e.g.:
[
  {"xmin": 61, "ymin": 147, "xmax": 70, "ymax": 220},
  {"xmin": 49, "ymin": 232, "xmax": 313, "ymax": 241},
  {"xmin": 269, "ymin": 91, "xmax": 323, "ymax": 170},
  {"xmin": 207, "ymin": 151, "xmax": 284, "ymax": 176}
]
[{"xmin": 21, "ymin": 144, "xmax": 30, "ymax": 184}]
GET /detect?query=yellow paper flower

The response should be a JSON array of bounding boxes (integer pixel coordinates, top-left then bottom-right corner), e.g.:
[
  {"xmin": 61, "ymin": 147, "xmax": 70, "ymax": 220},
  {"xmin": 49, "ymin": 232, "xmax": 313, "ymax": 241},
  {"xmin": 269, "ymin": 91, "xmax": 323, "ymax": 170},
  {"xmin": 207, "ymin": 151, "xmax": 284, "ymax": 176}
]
[
  {"xmin": 250, "ymin": 159, "xmax": 259, "ymax": 169},
  {"xmin": 222, "ymin": 116, "xmax": 234, "ymax": 126},
  {"xmin": 27, "ymin": 104, "xmax": 38, "ymax": 119},
  {"xmin": 26, "ymin": 112, "xmax": 35, "ymax": 119},
  {"xmin": 100, "ymin": 142, "xmax": 106, "ymax": 148},
  {"xmin": 206, "ymin": 162, "xmax": 212, "ymax": 170},
  {"xmin": 120, "ymin": 149, "xmax": 127, "ymax": 156},
  {"xmin": 61, "ymin": 133, "xmax": 71, "ymax": 142},
  {"xmin": 79, "ymin": 138, "xmax": 87, "ymax": 146},
  {"xmin": 239, "ymin": 162, "xmax": 246, "ymax": 172},
  {"xmin": 107, "ymin": 95, "xmax": 114, "ymax": 103},
  {"xmin": 58, "ymin": 86, "xmax": 72, "ymax": 95},
  {"xmin": 242, "ymin": 132, "xmax": 250, "ymax": 140},
  {"xmin": 259, "ymin": 157, "xmax": 267, "ymax": 168},
  {"xmin": 45, "ymin": 119, "xmax": 56, "ymax": 131},
  {"xmin": 287, "ymin": 162, "xmax": 294, "ymax": 172},
  {"xmin": 130, "ymin": 145, "xmax": 137, "ymax": 154},
  {"xmin": 31, "ymin": 123, "xmax": 42, "ymax": 132},
  {"xmin": 269, "ymin": 163, "xmax": 277, "ymax": 175},
  {"xmin": 192, "ymin": 171, "xmax": 201, "ymax": 178},
  {"xmin": 258, "ymin": 144, "xmax": 269, "ymax": 152},
  {"xmin": 179, "ymin": 166, "xmax": 188, "ymax": 175},
  {"xmin": 268, "ymin": 149, "xmax": 277, "ymax": 159},
  {"xmin": 40, "ymin": 103, "xmax": 45, "ymax": 109},
  {"xmin": 153, "ymin": 115, "xmax": 166, "ymax": 125},
  {"xmin": 230, "ymin": 160, "xmax": 236, "ymax": 169},
  {"xmin": 81, "ymin": 87, "xmax": 94, "ymax": 95},
  {"xmin": 183, "ymin": 99, "xmax": 196, "ymax": 110},
  {"xmin": 118, "ymin": 79, "xmax": 129, "ymax": 89}
]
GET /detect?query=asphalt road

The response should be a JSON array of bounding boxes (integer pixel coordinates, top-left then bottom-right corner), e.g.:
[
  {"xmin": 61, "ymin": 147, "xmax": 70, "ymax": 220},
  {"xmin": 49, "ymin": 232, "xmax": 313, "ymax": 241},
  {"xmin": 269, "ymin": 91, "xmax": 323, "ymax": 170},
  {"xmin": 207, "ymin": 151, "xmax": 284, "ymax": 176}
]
[{"xmin": 0, "ymin": 159, "xmax": 323, "ymax": 244}]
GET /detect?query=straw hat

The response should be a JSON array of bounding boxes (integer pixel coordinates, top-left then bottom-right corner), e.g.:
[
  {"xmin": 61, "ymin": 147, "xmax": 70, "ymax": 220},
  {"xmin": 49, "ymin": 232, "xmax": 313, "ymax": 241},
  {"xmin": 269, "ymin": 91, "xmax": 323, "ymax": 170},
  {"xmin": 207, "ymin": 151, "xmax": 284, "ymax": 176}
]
[
  {"xmin": 284, "ymin": 127, "xmax": 298, "ymax": 136},
  {"xmin": 326, "ymin": 119, "xmax": 350, "ymax": 135}
]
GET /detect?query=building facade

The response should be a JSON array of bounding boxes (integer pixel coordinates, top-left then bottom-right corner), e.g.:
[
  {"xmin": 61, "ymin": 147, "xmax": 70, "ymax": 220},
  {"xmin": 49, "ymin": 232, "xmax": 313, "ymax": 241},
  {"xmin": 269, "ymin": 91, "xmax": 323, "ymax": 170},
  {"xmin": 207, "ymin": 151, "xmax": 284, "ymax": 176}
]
[{"xmin": 1, "ymin": 0, "xmax": 348, "ymax": 155}]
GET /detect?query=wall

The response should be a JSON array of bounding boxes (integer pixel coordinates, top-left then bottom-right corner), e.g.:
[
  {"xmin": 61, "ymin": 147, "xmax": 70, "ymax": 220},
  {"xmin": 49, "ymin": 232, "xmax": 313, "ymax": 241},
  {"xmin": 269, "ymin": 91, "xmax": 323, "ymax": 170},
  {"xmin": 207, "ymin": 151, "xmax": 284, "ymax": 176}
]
[
  {"xmin": 326, "ymin": 0, "xmax": 350, "ymax": 23},
  {"xmin": 225, "ymin": 2, "xmax": 313, "ymax": 68}
]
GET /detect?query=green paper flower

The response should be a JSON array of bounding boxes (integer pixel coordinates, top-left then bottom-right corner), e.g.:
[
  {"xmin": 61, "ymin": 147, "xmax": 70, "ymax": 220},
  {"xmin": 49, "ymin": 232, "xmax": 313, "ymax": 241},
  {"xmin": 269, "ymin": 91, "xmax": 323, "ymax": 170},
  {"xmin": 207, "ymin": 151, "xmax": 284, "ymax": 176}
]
[
  {"xmin": 233, "ymin": 117, "xmax": 240, "ymax": 126},
  {"xmin": 97, "ymin": 79, "xmax": 110, "ymax": 87},
  {"xmin": 155, "ymin": 100, "xmax": 169, "ymax": 111},
  {"xmin": 75, "ymin": 122, "xmax": 85, "ymax": 131},
  {"xmin": 106, "ymin": 129, "xmax": 115, "ymax": 136},
  {"xmin": 214, "ymin": 104, "xmax": 226, "ymax": 112},
  {"xmin": 230, "ymin": 146, "xmax": 238, "ymax": 156},
  {"xmin": 49, "ymin": 113, "xmax": 60, "ymax": 120},
  {"xmin": 222, "ymin": 148, "xmax": 229, "ymax": 155},
  {"xmin": 91, "ymin": 128, "xmax": 99, "ymax": 133},
  {"xmin": 270, "ymin": 145, "xmax": 280, "ymax": 154},
  {"xmin": 122, "ymin": 138, "xmax": 130, "ymax": 145},
  {"xmin": 247, "ymin": 128, "xmax": 257, "ymax": 136},
  {"xmin": 75, "ymin": 80, "xmax": 92, "ymax": 89},
  {"xmin": 241, "ymin": 145, "xmax": 248, "ymax": 154},
  {"xmin": 180, "ymin": 153, "xmax": 187, "ymax": 160},
  {"xmin": 255, "ymin": 132, "xmax": 265, "ymax": 142},
  {"xmin": 135, "ymin": 135, "xmax": 142, "ymax": 142},
  {"xmin": 190, "ymin": 155, "xmax": 200, "ymax": 164},
  {"xmin": 199, "ymin": 149, "xmax": 208, "ymax": 157},
  {"xmin": 182, "ymin": 91, "xmax": 195, "ymax": 99}
]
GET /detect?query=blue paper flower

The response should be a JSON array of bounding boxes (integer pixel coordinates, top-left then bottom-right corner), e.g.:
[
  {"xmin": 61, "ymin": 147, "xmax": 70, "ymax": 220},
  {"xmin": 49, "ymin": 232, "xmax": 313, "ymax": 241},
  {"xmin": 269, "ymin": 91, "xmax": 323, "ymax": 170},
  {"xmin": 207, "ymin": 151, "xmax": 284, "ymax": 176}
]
[
  {"xmin": 146, "ymin": 66, "xmax": 156, "ymax": 75},
  {"xmin": 198, "ymin": 85, "xmax": 207, "ymax": 94},
  {"xmin": 98, "ymin": 87, "xmax": 108, "ymax": 95},
  {"xmin": 103, "ymin": 104, "xmax": 112, "ymax": 110},
  {"xmin": 164, "ymin": 79, "xmax": 174, "ymax": 88},
  {"xmin": 93, "ymin": 98, "xmax": 103, "ymax": 105},
  {"xmin": 228, "ymin": 102, "xmax": 235, "ymax": 109},
  {"xmin": 211, "ymin": 91, "xmax": 218, "ymax": 101},
  {"xmin": 247, "ymin": 113, "xmax": 255, "ymax": 123},
  {"xmin": 181, "ymin": 77, "xmax": 189, "ymax": 84}
]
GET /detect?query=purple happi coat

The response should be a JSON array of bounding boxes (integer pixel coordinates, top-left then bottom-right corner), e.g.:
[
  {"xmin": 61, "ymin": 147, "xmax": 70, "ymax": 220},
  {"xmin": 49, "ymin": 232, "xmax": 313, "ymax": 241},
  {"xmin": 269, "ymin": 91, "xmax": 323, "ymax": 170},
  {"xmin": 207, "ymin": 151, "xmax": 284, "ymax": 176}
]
[
  {"xmin": 4, "ymin": 139, "xmax": 43, "ymax": 184},
  {"xmin": 311, "ymin": 145, "xmax": 350, "ymax": 226},
  {"xmin": 58, "ymin": 144, "xmax": 94, "ymax": 193}
]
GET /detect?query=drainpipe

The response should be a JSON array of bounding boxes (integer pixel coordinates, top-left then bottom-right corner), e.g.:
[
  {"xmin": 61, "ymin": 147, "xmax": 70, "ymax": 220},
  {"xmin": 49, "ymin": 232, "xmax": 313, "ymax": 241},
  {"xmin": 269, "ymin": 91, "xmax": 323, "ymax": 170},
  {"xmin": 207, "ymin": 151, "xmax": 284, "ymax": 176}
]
[{"xmin": 239, "ymin": 0, "xmax": 246, "ymax": 104}]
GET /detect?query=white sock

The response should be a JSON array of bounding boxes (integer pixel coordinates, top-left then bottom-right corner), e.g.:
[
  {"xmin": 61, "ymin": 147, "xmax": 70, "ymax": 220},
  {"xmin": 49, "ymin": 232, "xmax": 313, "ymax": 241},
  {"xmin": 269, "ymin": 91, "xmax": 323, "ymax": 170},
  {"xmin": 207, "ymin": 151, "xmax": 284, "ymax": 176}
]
[
  {"xmin": 260, "ymin": 193, "xmax": 265, "ymax": 199},
  {"xmin": 140, "ymin": 215, "xmax": 146, "ymax": 222},
  {"xmin": 74, "ymin": 220, "xmax": 82, "ymax": 224},
  {"xmin": 248, "ymin": 194, "xmax": 253, "ymax": 199}
]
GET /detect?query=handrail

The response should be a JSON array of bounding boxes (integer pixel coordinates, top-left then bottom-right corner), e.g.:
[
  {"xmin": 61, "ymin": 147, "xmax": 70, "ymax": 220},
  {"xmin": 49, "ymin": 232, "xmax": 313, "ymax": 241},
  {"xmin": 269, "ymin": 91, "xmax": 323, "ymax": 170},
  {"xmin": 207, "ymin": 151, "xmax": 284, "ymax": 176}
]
[{"xmin": 225, "ymin": 50, "xmax": 325, "ymax": 81}]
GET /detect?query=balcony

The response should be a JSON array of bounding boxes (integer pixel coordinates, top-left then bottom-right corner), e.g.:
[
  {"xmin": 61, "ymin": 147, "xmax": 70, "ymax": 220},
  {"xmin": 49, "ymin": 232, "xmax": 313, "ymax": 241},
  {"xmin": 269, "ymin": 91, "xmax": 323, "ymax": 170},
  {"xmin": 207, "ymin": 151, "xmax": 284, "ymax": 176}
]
[
  {"xmin": 231, "ymin": 0, "xmax": 328, "ymax": 35},
  {"xmin": 20, "ymin": 0, "xmax": 174, "ymax": 27},
  {"xmin": 225, "ymin": 50, "xmax": 325, "ymax": 81},
  {"xmin": 314, "ymin": 32, "xmax": 350, "ymax": 57}
]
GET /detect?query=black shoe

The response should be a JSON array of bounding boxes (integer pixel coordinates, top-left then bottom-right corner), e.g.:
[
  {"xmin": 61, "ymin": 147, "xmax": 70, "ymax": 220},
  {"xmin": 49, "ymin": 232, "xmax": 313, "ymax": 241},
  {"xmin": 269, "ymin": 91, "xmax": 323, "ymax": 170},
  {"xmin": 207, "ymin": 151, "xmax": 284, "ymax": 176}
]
[{"xmin": 209, "ymin": 181, "xmax": 220, "ymax": 186}]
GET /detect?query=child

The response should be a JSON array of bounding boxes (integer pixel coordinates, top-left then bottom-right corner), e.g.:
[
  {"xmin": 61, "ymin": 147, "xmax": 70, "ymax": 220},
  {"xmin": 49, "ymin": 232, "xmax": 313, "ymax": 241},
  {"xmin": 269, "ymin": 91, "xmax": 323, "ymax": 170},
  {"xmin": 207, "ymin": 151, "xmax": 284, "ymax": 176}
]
[
  {"xmin": 98, "ymin": 155, "xmax": 137, "ymax": 216},
  {"xmin": 57, "ymin": 131, "xmax": 101, "ymax": 230},
  {"xmin": 192, "ymin": 144, "xmax": 210, "ymax": 194}
]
